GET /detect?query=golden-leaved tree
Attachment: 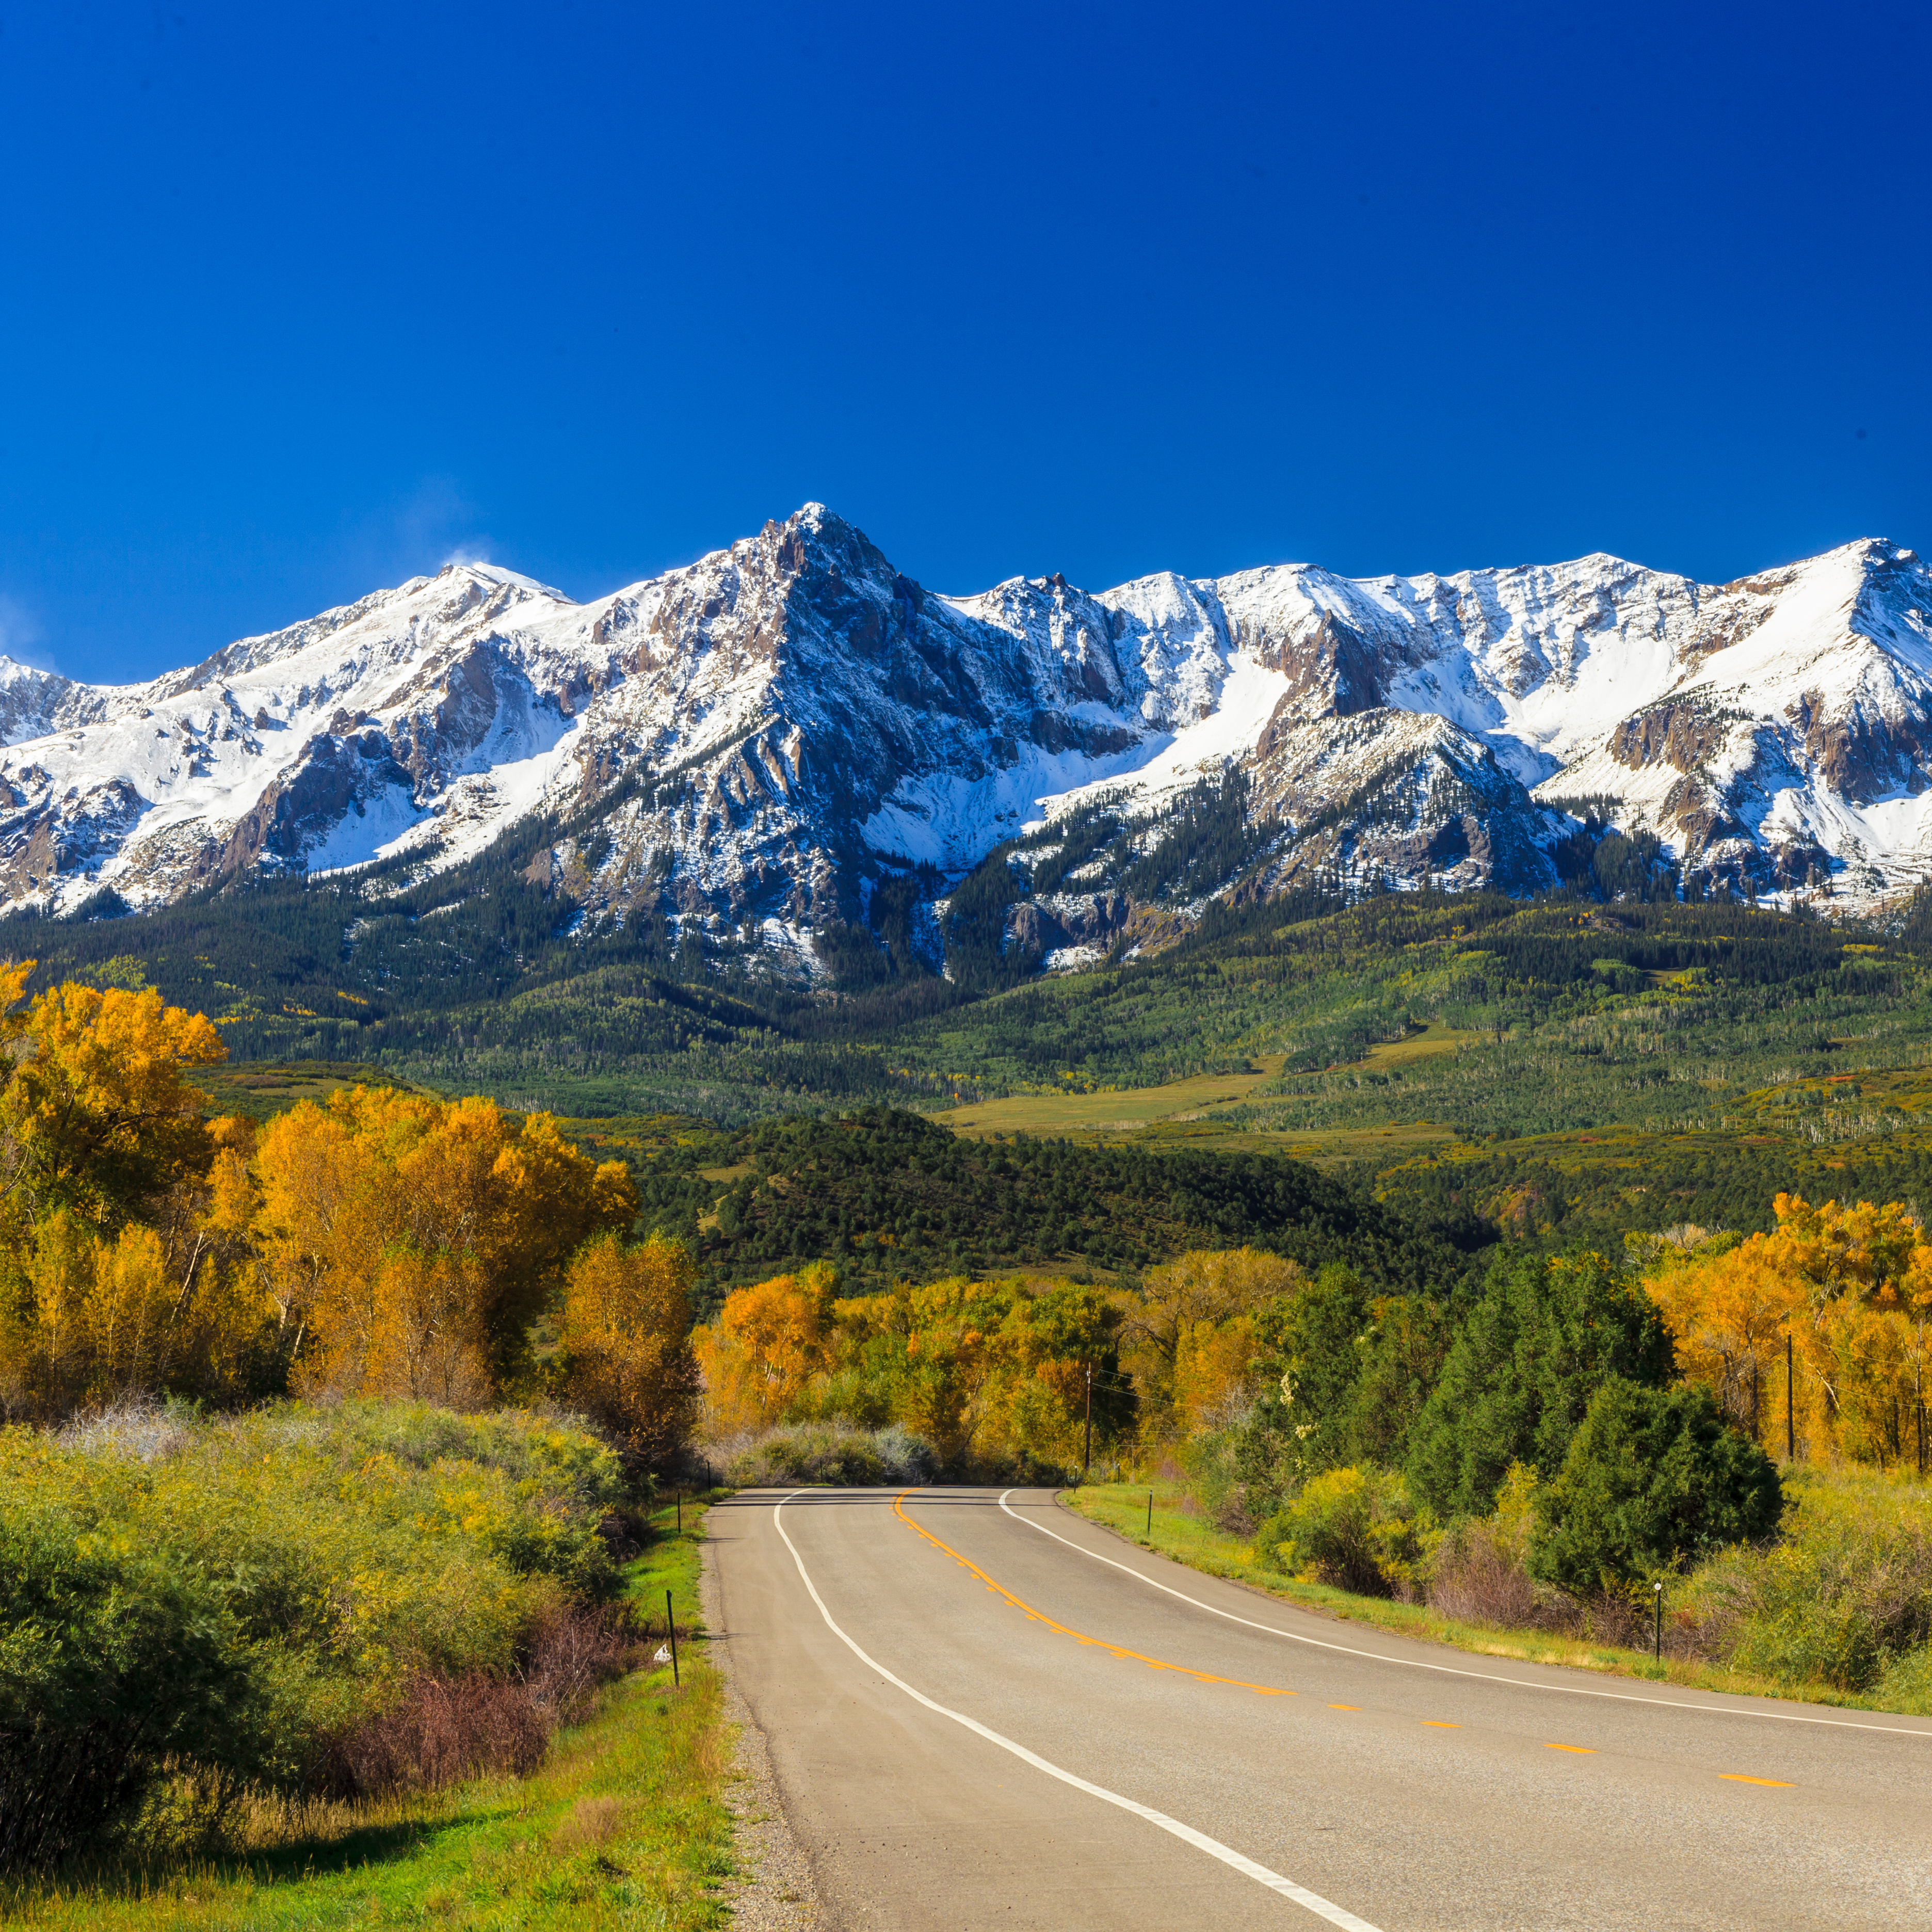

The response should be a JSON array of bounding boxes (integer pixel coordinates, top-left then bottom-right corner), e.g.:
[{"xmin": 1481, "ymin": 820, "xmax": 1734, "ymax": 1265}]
[
  {"xmin": 694, "ymin": 1265, "xmax": 836, "ymax": 1434},
  {"xmin": 0, "ymin": 964, "xmax": 705, "ymax": 1456},
  {"xmin": 253, "ymin": 1087, "xmax": 637, "ymax": 1405},
  {"xmin": 0, "ymin": 964, "xmax": 264, "ymax": 1418},
  {"xmin": 694, "ymin": 1271, "xmax": 1124, "ymax": 1471},
  {"xmin": 556, "ymin": 1232, "xmax": 701, "ymax": 1466},
  {"xmin": 1644, "ymin": 1193, "xmax": 1932, "ymax": 1466},
  {"xmin": 1119, "ymin": 1247, "xmax": 1305, "ymax": 1438}
]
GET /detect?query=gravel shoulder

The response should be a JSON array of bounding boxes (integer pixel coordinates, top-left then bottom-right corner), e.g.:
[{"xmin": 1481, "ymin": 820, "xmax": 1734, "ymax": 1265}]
[{"xmin": 702, "ymin": 1513, "xmax": 829, "ymax": 1931}]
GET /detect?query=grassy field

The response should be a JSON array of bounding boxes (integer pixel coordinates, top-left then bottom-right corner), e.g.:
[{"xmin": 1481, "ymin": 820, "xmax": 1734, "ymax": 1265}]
[
  {"xmin": 933, "ymin": 1055, "xmax": 1290, "ymax": 1137},
  {"xmin": 933, "ymin": 1024, "xmax": 1474, "ymax": 1144},
  {"xmin": 192, "ymin": 1061, "xmax": 444, "ymax": 1120},
  {"xmin": 1063, "ymin": 1482, "xmax": 1893, "ymax": 1714},
  {"xmin": 927, "ymin": 1026, "xmax": 1488, "ymax": 1164},
  {"xmin": 4, "ymin": 1496, "xmax": 732, "ymax": 1931},
  {"xmin": 1355, "ymin": 1020, "xmax": 1476, "ymax": 1070}
]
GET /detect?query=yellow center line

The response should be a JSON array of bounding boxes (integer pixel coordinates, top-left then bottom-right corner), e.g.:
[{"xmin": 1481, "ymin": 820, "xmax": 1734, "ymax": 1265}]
[
  {"xmin": 1421, "ymin": 1720, "xmax": 1459, "ymax": 1728},
  {"xmin": 1328, "ymin": 1703, "xmax": 1362, "ymax": 1711},
  {"xmin": 892, "ymin": 1491, "xmax": 1296, "ymax": 1699},
  {"xmin": 1720, "ymin": 1774, "xmax": 1794, "ymax": 1787},
  {"xmin": 1545, "ymin": 1743, "xmax": 1595, "ymax": 1754}
]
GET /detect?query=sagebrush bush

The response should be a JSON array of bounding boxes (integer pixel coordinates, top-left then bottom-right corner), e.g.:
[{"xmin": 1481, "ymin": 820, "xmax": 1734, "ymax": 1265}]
[
  {"xmin": 723, "ymin": 1423, "xmax": 941, "ymax": 1487},
  {"xmin": 1699, "ymin": 1469, "xmax": 1932, "ymax": 1693}
]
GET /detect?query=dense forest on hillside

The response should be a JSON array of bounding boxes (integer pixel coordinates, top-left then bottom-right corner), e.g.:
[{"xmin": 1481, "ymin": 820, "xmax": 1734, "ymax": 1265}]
[
  {"xmin": 902, "ymin": 892, "xmax": 1932, "ymax": 1107},
  {"xmin": 610, "ymin": 1105, "xmax": 1491, "ymax": 1316},
  {"xmin": 15, "ymin": 836, "xmax": 1932, "ymax": 1289}
]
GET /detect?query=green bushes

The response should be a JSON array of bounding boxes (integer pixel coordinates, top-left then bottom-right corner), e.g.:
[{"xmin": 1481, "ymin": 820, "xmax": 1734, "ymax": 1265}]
[
  {"xmin": 1257, "ymin": 1465, "xmax": 1435, "ymax": 1599},
  {"xmin": 0, "ymin": 1514, "xmax": 255, "ymax": 1866},
  {"xmin": 0, "ymin": 1399, "xmax": 635, "ymax": 1868},
  {"xmin": 1530, "ymin": 1379, "xmax": 1782, "ymax": 1592}
]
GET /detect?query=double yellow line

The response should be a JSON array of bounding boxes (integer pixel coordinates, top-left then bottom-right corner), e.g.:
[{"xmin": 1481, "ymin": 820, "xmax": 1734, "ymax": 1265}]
[
  {"xmin": 893, "ymin": 1490, "xmax": 1296, "ymax": 1698},
  {"xmin": 893, "ymin": 1491, "xmax": 1797, "ymax": 1790}
]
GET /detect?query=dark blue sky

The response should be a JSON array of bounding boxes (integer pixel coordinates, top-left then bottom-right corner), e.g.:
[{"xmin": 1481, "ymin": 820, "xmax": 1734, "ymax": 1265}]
[{"xmin": 2, "ymin": 2, "xmax": 1925, "ymax": 684}]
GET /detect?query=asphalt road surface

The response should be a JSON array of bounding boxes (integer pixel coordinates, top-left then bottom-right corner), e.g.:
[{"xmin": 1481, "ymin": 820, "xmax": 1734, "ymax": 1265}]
[{"xmin": 707, "ymin": 1486, "xmax": 1932, "ymax": 1930}]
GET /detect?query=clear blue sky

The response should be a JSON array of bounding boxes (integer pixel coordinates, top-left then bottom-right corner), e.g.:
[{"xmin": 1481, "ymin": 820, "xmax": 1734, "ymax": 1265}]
[{"xmin": 2, "ymin": 1, "xmax": 1925, "ymax": 684}]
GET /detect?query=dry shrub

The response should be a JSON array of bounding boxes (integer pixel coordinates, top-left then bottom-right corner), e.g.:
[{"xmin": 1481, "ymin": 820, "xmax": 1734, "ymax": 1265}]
[
  {"xmin": 322, "ymin": 1602, "xmax": 643, "ymax": 1799},
  {"xmin": 1427, "ymin": 1519, "xmax": 1543, "ymax": 1627},
  {"xmin": 551, "ymin": 1794, "xmax": 627, "ymax": 1854},
  {"xmin": 1210, "ymin": 1486, "xmax": 1257, "ymax": 1537},
  {"xmin": 320, "ymin": 1674, "xmax": 549, "ymax": 1799},
  {"xmin": 523, "ymin": 1606, "xmax": 640, "ymax": 1725},
  {"xmin": 1426, "ymin": 1519, "xmax": 1713, "ymax": 1657}
]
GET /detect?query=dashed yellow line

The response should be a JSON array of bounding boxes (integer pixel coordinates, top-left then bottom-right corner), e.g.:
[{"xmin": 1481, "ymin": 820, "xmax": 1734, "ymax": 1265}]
[
  {"xmin": 1545, "ymin": 1743, "xmax": 1595, "ymax": 1754},
  {"xmin": 1329, "ymin": 1703, "xmax": 1362, "ymax": 1711},
  {"xmin": 1721, "ymin": 1774, "xmax": 1793, "ymax": 1788},
  {"xmin": 1421, "ymin": 1720, "xmax": 1459, "ymax": 1729},
  {"xmin": 892, "ymin": 1491, "xmax": 1296, "ymax": 1699}
]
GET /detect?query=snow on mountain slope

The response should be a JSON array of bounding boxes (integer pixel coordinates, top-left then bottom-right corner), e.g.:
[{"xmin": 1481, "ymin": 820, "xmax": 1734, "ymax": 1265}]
[{"xmin": 3, "ymin": 509, "xmax": 1928, "ymax": 978}]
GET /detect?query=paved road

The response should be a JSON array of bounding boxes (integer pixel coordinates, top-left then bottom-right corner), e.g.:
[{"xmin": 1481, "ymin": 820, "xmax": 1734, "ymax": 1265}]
[{"xmin": 707, "ymin": 1487, "xmax": 1932, "ymax": 1930}]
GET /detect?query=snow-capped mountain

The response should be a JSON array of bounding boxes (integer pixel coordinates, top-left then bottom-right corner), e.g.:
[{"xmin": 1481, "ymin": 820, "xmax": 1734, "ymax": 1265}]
[{"xmin": 2, "ymin": 507, "xmax": 1927, "ymax": 978}]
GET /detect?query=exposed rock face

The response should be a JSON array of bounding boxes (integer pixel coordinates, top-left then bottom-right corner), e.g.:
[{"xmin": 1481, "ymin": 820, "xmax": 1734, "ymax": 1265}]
[
  {"xmin": 1609, "ymin": 700, "xmax": 1737, "ymax": 776},
  {"xmin": 1, "ymin": 511, "xmax": 1928, "ymax": 973}
]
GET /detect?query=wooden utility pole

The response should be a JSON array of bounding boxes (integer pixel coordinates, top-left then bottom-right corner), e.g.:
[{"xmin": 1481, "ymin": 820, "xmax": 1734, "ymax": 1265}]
[
  {"xmin": 1084, "ymin": 1362, "xmax": 1093, "ymax": 1476},
  {"xmin": 1786, "ymin": 1333, "xmax": 1796, "ymax": 1462}
]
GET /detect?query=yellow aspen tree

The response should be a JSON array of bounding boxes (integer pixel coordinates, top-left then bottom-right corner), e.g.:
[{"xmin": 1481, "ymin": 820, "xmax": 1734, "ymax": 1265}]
[
  {"xmin": 557, "ymin": 1233, "xmax": 700, "ymax": 1467},
  {"xmin": 81, "ymin": 1222, "xmax": 175, "ymax": 1402},
  {"xmin": 694, "ymin": 1266, "xmax": 834, "ymax": 1434}
]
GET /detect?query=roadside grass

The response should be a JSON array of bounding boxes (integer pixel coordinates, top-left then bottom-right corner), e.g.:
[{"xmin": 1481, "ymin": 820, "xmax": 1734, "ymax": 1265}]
[
  {"xmin": 1064, "ymin": 1482, "xmax": 1888, "ymax": 1715},
  {"xmin": 627, "ymin": 1487, "xmax": 728, "ymax": 1644},
  {"xmin": 3, "ymin": 1496, "xmax": 733, "ymax": 1931}
]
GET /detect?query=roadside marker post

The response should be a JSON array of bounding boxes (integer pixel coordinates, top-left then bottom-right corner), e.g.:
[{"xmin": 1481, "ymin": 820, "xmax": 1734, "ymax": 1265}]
[
  {"xmin": 667, "ymin": 1588, "xmax": 680, "ymax": 1688},
  {"xmin": 1147, "ymin": 1489, "xmax": 1153, "ymax": 1537},
  {"xmin": 1654, "ymin": 1582, "xmax": 1663, "ymax": 1662}
]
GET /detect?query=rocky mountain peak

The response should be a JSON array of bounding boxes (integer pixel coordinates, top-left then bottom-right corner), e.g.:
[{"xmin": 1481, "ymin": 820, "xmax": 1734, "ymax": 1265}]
[{"xmin": 1, "ymin": 516, "xmax": 1927, "ymax": 978}]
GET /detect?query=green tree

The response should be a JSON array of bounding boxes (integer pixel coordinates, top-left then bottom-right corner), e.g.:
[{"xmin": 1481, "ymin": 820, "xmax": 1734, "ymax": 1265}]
[
  {"xmin": 1529, "ymin": 1377, "xmax": 1783, "ymax": 1591},
  {"xmin": 0, "ymin": 1511, "xmax": 256, "ymax": 1868},
  {"xmin": 1407, "ymin": 1248, "xmax": 1673, "ymax": 1517}
]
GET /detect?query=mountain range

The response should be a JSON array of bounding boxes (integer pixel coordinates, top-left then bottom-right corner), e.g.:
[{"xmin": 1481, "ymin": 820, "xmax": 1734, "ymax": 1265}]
[{"xmin": 4, "ymin": 505, "xmax": 1929, "ymax": 983}]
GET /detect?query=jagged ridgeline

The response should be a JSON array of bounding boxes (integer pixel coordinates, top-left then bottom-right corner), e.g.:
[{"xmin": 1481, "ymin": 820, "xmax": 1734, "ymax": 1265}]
[{"xmin": 3, "ymin": 507, "xmax": 1931, "ymax": 997}]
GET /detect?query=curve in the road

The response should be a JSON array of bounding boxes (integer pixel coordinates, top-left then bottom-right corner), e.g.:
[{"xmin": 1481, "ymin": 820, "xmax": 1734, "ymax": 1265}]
[{"xmin": 774, "ymin": 1489, "xmax": 1385, "ymax": 1931}]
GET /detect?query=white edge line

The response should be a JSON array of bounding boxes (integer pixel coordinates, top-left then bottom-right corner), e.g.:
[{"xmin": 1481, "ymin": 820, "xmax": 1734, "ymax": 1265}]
[
  {"xmin": 999, "ymin": 1491, "xmax": 1932, "ymax": 1740},
  {"xmin": 771, "ymin": 1490, "xmax": 1382, "ymax": 1932}
]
